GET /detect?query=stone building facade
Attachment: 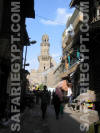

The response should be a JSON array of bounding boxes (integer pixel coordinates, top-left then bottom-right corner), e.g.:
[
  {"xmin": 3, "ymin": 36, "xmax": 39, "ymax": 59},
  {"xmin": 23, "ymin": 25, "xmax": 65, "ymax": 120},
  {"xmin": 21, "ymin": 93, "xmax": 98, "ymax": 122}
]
[
  {"xmin": 70, "ymin": 0, "xmax": 100, "ymax": 112},
  {"xmin": 27, "ymin": 34, "xmax": 57, "ymax": 88},
  {"xmin": 61, "ymin": 8, "xmax": 83, "ymax": 98}
]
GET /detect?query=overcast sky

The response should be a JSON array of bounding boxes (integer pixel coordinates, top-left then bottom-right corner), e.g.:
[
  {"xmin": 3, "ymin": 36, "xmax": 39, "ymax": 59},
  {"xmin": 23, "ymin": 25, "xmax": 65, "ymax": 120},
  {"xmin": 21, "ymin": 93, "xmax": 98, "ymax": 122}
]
[{"xmin": 24, "ymin": 0, "xmax": 74, "ymax": 71}]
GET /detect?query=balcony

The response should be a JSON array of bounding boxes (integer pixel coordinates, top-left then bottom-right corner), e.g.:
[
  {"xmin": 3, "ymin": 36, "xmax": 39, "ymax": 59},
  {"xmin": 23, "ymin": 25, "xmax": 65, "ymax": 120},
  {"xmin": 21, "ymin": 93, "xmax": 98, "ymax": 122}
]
[
  {"xmin": 69, "ymin": 58, "xmax": 78, "ymax": 68},
  {"xmin": 67, "ymin": 9, "xmax": 83, "ymax": 32},
  {"xmin": 61, "ymin": 61, "xmax": 79, "ymax": 78},
  {"xmin": 62, "ymin": 9, "xmax": 83, "ymax": 49}
]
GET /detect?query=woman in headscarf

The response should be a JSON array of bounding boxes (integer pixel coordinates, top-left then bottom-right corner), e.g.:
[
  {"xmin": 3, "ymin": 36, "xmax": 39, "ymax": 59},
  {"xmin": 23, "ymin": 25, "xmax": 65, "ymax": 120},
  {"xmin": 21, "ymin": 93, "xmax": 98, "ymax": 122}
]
[{"xmin": 52, "ymin": 87, "xmax": 63, "ymax": 119}]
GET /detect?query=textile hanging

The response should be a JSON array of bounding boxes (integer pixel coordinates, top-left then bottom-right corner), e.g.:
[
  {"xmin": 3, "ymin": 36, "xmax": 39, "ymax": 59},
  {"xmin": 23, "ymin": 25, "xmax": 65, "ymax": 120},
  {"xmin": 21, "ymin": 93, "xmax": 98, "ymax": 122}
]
[
  {"xmin": 77, "ymin": 49, "xmax": 80, "ymax": 59},
  {"xmin": 68, "ymin": 55, "xmax": 70, "ymax": 66}
]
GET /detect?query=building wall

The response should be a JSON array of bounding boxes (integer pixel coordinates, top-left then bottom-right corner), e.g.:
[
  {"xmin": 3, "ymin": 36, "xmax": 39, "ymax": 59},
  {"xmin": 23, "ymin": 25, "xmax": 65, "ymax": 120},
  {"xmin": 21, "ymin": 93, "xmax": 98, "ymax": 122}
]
[
  {"xmin": 0, "ymin": 0, "xmax": 35, "ymax": 118},
  {"xmin": 69, "ymin": 0, "xmax": 100, "ymax": 102},
  {"xmin": 61, "ymin": 8, "xmax": 83, "ymax": 98},
  {"xmin": 28, "ymin": 34, "xmax": 58, "ymax": 88}
]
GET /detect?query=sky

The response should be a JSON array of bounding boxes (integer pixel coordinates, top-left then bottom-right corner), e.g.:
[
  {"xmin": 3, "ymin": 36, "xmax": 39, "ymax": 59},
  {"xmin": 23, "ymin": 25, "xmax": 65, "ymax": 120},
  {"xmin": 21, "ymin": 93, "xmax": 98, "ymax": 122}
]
[{"xmin": 24, "ymin": 0, "xmax": 74, "ymax": 71}]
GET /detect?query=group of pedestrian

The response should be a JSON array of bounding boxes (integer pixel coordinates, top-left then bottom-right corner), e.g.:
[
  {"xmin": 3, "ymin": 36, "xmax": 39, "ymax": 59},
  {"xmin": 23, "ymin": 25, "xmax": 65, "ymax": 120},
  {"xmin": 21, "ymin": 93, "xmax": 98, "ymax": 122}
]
[{"xmin": 39, "ymin": 82, "xmax": 73, "ymax": 120}]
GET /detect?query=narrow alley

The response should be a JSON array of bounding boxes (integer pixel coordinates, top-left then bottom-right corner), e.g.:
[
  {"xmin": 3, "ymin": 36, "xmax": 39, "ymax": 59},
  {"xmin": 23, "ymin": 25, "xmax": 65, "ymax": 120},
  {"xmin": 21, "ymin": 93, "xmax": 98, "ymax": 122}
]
[
  {"xmin": 21, "ymin": 104, "xmax": 86, "ymax": 133},
  {"xmin": 0, "ymin": 0, "xmax": 100, "ymax": 133}
]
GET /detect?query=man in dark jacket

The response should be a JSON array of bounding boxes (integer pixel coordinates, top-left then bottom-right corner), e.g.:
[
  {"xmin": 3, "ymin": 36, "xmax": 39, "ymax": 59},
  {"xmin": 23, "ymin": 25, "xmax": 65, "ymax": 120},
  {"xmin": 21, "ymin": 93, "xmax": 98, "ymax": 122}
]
[{"xmin": 40, "ymin": 85, "xmax": 49, "ymax": 119}]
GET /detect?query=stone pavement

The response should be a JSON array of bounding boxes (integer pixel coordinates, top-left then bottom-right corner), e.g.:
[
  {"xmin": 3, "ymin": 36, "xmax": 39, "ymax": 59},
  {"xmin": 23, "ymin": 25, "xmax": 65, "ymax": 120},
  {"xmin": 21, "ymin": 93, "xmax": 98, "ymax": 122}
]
[
  {"xmin": 47, "ymin": 104, "xmax": 86, "ymax": 133},
  {"xmin": 0, "ymin": 105, "xmax": 50, "ymax": 133},
  {"xmin": 64, "ymin": 104, "xmax": 99, "ymax": 125},
  {"xmin": 0, "ymin": 103, "xmax": 99, "ymax": 133},
  {"xmin": 21, "ymin": 105, "xmax": 50, "ymax": 133}
]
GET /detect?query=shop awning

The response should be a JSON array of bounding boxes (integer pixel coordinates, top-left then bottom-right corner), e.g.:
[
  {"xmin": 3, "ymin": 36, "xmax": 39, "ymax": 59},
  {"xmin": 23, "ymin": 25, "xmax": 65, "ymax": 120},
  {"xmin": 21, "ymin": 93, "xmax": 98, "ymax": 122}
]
[{"xmin": 61, "ymin": 62, "xmax": 79, "ymax": 78}]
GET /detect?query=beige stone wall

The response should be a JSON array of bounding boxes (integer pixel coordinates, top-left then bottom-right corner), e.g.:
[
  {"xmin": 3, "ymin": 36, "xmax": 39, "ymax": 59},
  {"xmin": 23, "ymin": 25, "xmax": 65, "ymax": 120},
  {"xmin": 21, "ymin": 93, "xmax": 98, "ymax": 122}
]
[
  {"xmin": 27, "ymin": 64, "xmax": 63, "ymax": 88},
  {"xmin": 38, "ymin": 56, "xmax": 52, "ymax": 72},
  {"xmin": 47, "ymin": 69, "xmax": 55, "ymax": 87},
  {"xmin": 27, "ymin": 71, "xmax": 45, "ymax": 85}
]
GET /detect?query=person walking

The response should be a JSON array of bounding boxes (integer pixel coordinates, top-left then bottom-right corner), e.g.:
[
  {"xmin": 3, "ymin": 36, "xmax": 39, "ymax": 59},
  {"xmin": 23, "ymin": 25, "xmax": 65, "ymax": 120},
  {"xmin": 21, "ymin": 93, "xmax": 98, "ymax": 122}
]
[
  {"xmin": 60, "ymin": 102, "xmax": 64, "ymax": 116},
  {"xmin": 40, "ymin": 85, "xmax": 49, "ymax": 120},
  {"xmin": 60, "ymin": 90, "xmax": 64, "ymax": 117},
  {"xmin": 53, "ymin": 87, "xmax": 63, "ymax": 119},
  {"xmin": 67, "ymin": 83, "xmax": 73, "ymax": 106}
]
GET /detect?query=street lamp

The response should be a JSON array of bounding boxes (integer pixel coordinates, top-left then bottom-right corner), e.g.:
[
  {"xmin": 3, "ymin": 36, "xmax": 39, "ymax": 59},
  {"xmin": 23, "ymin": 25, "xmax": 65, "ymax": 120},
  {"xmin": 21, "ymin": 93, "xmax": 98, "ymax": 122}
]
[
  {"xmin": 24, "ymin": 40, "xmax": 37, "ymax": 69},
  {"xmin": 30, "ymin": 40, "xmax": 37, "ymax": 44}
]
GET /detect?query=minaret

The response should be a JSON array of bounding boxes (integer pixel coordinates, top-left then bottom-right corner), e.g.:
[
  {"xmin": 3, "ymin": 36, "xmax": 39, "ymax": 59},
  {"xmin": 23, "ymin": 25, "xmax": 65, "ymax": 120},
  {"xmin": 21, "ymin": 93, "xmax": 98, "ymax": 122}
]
[{"xmin": 38, "ymin": 34, "xmax": 52, "ymax": 72}]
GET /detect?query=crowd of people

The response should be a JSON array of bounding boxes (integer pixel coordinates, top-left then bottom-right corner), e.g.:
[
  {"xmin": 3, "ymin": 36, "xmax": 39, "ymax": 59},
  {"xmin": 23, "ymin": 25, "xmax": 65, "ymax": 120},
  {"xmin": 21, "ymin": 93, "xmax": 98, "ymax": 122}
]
[{"xmin": 30, "ymin": 82, "xmax": 73, "ymax": 120}]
